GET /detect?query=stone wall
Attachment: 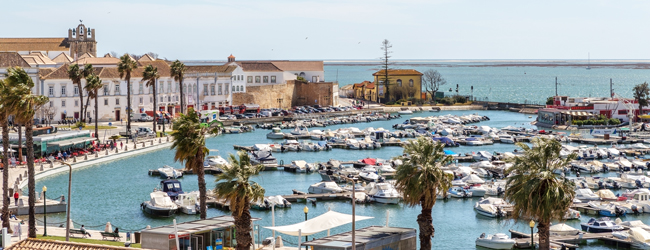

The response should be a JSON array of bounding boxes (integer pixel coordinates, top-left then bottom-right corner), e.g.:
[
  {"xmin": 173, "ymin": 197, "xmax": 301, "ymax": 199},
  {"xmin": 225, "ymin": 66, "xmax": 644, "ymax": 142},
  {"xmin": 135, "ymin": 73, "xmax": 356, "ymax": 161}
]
[{"xmin": 232, "ymin": 80, "xmax": 338, "ymax": 109}]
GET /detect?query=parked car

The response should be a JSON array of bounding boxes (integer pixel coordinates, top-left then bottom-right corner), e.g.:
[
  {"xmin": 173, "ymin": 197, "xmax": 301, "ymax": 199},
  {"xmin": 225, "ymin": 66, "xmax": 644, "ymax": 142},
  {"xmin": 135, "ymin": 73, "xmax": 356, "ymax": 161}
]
[
  {"xmin": 243, "ymin": 113, "xmax": 255, "ymax": 119},
  {"xmin": 138, "ymin": 113, "xmax": 153, "ymax": 122},
  {"xmin": 136, "ymin": 127, "xmax": 155, "ymax": 137},
  {"xmin": 234, "ymin": 114, "xmax": 246, "ymax": 119}
]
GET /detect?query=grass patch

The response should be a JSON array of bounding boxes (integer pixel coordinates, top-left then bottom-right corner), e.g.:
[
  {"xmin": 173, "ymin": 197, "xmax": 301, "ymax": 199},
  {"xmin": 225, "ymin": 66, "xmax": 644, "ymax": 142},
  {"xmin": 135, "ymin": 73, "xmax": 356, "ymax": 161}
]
[
  {"xmin": 56, "ymin": 126, "xmax": 117, "ymax": 130},
  {"xmin": 36, "ymin": 235, "xmax": 141, "ymax": 248}
]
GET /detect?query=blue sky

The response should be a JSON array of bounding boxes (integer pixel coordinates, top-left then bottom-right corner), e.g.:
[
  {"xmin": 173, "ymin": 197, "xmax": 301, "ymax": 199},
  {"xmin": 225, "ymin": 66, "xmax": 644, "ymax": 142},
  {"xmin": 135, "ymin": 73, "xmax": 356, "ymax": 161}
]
[{"xmin": 4, "ymin": 0, "xmax": 649, "ymax": 60}]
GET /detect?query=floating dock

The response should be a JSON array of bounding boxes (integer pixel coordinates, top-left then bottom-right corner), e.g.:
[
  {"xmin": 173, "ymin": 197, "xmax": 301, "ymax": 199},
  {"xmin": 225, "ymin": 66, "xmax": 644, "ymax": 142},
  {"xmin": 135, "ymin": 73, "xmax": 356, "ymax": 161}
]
[{"xmin": 510, "ymin": 229, "xmax": 632, "ymax": 249}]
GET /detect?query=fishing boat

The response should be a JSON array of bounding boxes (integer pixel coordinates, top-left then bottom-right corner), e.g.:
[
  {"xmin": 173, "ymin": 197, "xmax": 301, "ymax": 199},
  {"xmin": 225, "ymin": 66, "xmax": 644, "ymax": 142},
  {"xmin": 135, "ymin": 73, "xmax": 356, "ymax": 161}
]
[
  {"xmin": 366, "ymin": 183, "xmax": 400, "ymax": 204},
  {"xmin": 266, "ymin": 127, "xmax": 285, "ymax": 139},
  {"xmin": 308, "ymin": 181, "xmax": 344, "ymax": 194},
  {"xmin": 141, "ymin": 191, "xmax": 179, "ymax": 217},
  {"xmin": 158, "ymin": 165, "xmax": 183, "ymax": 179},
  {"xmin": 475, "ymin": 233, "xmax": 516, "ymax": 250},
  {"xmin": 580, "ymin": 217, "xmax": 624, "ymax": 233}
]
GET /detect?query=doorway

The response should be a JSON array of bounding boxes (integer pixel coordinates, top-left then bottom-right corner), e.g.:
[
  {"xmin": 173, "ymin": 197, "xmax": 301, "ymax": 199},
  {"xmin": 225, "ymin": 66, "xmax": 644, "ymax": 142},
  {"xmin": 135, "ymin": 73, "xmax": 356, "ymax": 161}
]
[{"xmin": 115, "ymin": 109, "xmax": 120, "ymax": 121}]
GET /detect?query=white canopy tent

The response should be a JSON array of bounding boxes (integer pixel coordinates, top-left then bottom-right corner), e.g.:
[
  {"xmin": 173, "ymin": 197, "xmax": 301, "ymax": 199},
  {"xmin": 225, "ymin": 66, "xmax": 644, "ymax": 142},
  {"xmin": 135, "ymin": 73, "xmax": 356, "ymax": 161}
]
[
  {"xmin": 0, "ymin": 147, "xmax": 15, "ymax": 153},
  {"xmin": 264, "ymin": 210, "xmax": 373, "ymax": 236}
]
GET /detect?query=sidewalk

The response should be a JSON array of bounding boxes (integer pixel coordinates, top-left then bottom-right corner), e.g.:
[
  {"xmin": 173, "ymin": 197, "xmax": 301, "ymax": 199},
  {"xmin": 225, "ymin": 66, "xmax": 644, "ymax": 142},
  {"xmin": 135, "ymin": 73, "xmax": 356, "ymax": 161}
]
[{"xmin": 9, "ymin": 222, "xmax": 131, "ymax": 244}]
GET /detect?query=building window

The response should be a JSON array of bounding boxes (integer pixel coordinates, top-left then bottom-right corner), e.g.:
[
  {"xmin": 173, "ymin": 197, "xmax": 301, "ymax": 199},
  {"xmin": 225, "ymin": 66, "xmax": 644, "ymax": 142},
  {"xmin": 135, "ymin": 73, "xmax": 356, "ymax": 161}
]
[
  {"xmin": 271, "ymin": 76, "xmax": 276, "ymax": 83},
  {"xmin": 409, "ymin": 79, "xmax": 414, "ymax": 87},
  {"xmin": 74, "ymin": 86, "xmax": 79, "ymax": 96},
  {"xmin": 203, "ymin": 84, "xmax": 208, "ymax": 95},
  {"xmin": 116, "ymin": 98, "xmax": 120, "ymax": 105},
  {"xmin": 104, "ymin": 85, "xmax": 109, "ymax": 96},
  {"xmin": 247, "ymin": 76, "xmax": 253, "ymax": 83},
  {"xmin": 149, "ymin": 85, "xmax": 153, "ymax": 94},
  {"xmin": 61, "ymin": 86, "xmax": 66, "ymax": 97},
  {"xmin": 255, "ymin": 76, "xmax": 261, "ymax": 83},
  {"xmin": 232, "ymin": 85, "xmax": 235, "ymax": 92},
  {"xmin": 74, "ymin": 100, "xmax": 78, "ymax": 107},
  {"xmin": 211, "ymin": 85, "xmax": 216, "ymax": 95},
  {"xmin": 150, "ymin": 97, "xmax": 152, "ymax": 102},
  {"xmin": 263, "ymin": 76, "xmax": 269, "ymax": 83},
  {"xmin": 115, "ymin": 84, "xmax": 120, "ymax": 95},
  {"xmin": 184, "ymin": 85, "xmax": 187, "ymax": 94},
  {"xmin": 139, "ymin": 97, "xmax": 143, "ymax": 104},
  {"xmin": 61, "ymin": 100, "xmax": 66, "ymax": 107},
  {"xmin": 139, "ymin": 83, "xmax": 143, "ymax": 94},
  {"xmin": 225, "ymin": 84, "xmax": 229, "ymax": 94},
  {"xmin": 397, "ymin": 79, "xmax": 402, "ymax": 87},
  {"xmin": 160, "ymin": 83, "xmax": 164, "ymax": 94},
  {"xmin": 104, "ymin": 99, "xmax": 108, "ymax": 106},
  {"xmin": 49, "ymin": 101, "xmax": 53, "ymax": 107},
  {"xmin": 160, "ymin": 96, "xmax": 163, "ymax": 102},
  {"xmin": 312, "ymin": 76, "xmax": 318, "ymax": 82},
  {"xmin": 48, "ymin": 86, "xmax": 54, "ymax": 97},
  {"xmin": 167, "ymin": 82, "xmax": 171, "ymax": 93},
  {"xmin": 175, "ymin": 83, "xmax": 178, "ymax": 93}
]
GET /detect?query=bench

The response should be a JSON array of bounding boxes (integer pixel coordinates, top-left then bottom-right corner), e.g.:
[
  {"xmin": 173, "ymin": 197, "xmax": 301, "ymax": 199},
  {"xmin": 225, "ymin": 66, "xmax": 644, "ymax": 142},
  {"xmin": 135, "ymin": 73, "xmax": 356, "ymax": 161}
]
[
  {"xmin": 69, "ymin": 229, "xmax": 89, "ymax": 238},
  {"xmin": 101, "ymin": 232, "xmax": 122, "ymax": 241}
]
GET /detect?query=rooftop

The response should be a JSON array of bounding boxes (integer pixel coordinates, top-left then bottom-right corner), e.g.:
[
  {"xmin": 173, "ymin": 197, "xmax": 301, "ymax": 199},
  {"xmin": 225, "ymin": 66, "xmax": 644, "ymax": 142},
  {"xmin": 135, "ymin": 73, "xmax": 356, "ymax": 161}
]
[
  {"xmin": 303, "ymin": 226, "xmax": 416, "ymax": 249},
  {"xmin": 372, "ymin": 69, "xmax": 423, "ymax": 76},
  {"xmin": 141, "ymin": 215, "xmax": 260, "ymax": 236},
  {"xmin": 6, "ymin": 238, "xmax": 149, "ymax": 250},
  {"xmin": 0, "ymin": 38, "xmax": 70, "ymax": 52},
  {"xmin": 0, "ymin": 52, "xmax": 31, "ymax": 68}
]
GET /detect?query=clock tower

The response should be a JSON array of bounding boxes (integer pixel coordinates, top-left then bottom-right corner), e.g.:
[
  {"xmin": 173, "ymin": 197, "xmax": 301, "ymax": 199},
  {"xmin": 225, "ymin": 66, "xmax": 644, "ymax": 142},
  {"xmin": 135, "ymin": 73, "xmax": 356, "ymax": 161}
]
[{"xmin": 68, "ymin": 21, "xmax": 97, "ymax": 59}]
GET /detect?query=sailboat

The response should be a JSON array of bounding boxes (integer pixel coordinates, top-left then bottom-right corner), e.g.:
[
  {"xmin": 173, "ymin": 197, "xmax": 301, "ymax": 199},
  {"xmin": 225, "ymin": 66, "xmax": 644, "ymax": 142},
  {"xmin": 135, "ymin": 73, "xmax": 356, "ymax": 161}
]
[{"xmin": 586, "ymin": 53, "xmax": 591, "ymax": 70}]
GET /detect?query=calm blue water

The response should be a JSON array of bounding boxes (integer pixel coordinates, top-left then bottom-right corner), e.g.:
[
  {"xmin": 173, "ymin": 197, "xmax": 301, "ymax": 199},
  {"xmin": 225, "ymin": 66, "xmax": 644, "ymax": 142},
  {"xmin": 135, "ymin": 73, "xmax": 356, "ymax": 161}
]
[
  {"xmin": 325, "ymin": 61, "xmax": 650, "ymax": 104},
  {"xmin": 33, "ymin": 110, "xmax": 630, "ymax": 249}
]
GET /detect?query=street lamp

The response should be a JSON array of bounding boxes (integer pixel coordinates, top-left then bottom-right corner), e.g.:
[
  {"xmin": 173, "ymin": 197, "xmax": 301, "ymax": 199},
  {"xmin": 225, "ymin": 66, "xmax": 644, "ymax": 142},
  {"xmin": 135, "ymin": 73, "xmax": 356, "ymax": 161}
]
[
  {"xmin": 303, "ymin": 206, "xmax": 309, "ymax": 249},
  {"xmin": 529, "ymin": 220, "xmax": 535, "ymax": 249},
  {"xmin": 42, "ymin": 186, "xmax": 47, "ymax": 237},
  {"xmin": 339, "ymin": 176, "xmax": 356, "ymax": 250},
  {"xmin": 59, "ymin": 160, "xmax": 73, "ymax": 241}
]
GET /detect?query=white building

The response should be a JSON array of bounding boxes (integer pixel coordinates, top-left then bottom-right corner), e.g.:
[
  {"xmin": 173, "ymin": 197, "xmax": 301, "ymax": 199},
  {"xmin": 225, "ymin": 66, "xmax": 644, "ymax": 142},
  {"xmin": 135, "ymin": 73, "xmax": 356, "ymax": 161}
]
[
  {"xmin": 184, "ymin": 65, "xmax": 236, "ymax": 110},
  {"xmin": 224, "ymin": 55, "xmax": 325, "ymax": 91}
]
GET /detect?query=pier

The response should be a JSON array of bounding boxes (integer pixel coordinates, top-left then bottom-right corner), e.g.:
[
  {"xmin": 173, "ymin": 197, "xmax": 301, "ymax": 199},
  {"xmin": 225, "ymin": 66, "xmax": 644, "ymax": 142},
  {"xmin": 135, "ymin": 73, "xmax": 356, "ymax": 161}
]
[{"xmin": 510, "ymin": 229, "xmax": 632, "ymax": 249}]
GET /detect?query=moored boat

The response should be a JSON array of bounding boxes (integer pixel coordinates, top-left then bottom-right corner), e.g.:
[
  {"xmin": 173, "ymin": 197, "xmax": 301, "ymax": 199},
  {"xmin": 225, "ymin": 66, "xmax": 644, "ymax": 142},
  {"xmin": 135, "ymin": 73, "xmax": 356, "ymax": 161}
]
[{"xmin": 475, "ymin": 233, "xmax": 515, "ymax": 249}]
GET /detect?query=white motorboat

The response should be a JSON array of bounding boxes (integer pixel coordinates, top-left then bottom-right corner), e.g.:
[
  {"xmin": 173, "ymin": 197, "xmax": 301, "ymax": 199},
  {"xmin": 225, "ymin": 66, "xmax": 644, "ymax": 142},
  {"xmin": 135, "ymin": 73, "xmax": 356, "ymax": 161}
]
[
  {"xmin": 250, "ymin": 150, "xmax": 278, "ymax": 166},
  {"xmin": 473, "ymin": 151, "xmax": 494, "ymax": 161},
  {"xmin": 397, "ymin": 110, "xmax": 413, "ymax": 115},
  {"xmin": 498, "ymin": 134, "xmax": 516, "ymax": 144},
  {"xmin": 141, "ymin": 191, "xmax": 179, "ymax": 217},
  {"xmin": 575, "ymin": 188, "xmax": 600, "ymax": 201},
  {"xmin": 158, "ymin": 165, "xmax": 183, "ymax": 179},
  {"xmin": 367, "ymin": 183, "xmax": 400, "ymax": 204},
  {"xmin": 266, "ymin": 127, "xmax": 285, "ymax": 139},
  {"xmin": 310, "ymin": 129, "xmax": 326, "ymax": 140},
  {"xmin": 291, "ymin": 126, "xmax": 309, "ymax": 136},
  {"xmin": 346, "ymin": 139, "xmax": 361, "ymax": 150},
  {"xmin": 475, "ymin": 233, "xmax": 516, "ymax": 250},
  {"xmin": 359, "ymin": 171, "xmax": 380, "ymax": 182},
  {"xmin": 474, "ymin": 197, "xmax": 511, "ymax": 218},
  {"xmin": 281, "ymin": 139, "xmax": 301, "ymax": 151},
  {"xmin": 449, "ymin": 186, "xmax": 472, "ymax": 198},
  {"xmin": 468, "ymin": 185, "xmax": 487, "ymax": 197},
  {"xmin": 175, "ymin": 192, "xmax": 199, "ymax": 215},
  {"xmin": 630, "ymin": 227, "xmax": 650, "ymax": 250},
  {"xmin": 564, "ymin": 208, "xmax": 581, "ymax": 220},
  {"xmin": 462, "ymin": 174, "xmax": 486, "ymax": 185},
  {"xmin": 308, "ymin": 181, "xmax": 344, "ymax": 194},
  {"xmin": 550, "ymin": 223, "xmax": 579, "ymax": 236},
  {"xmin": 205, "ymin": 155, "xmax": 230, "ymax": 169},
  {"xmin": 291, "ymin": 160, "xmax": 315, "ymax": 173}
]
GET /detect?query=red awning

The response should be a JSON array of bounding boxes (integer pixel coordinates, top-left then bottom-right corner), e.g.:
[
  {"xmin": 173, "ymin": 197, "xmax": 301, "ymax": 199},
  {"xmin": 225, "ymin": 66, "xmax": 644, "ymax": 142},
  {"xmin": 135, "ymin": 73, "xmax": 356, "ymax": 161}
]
[{"xmin": 360, "ymin": 158, "xmax": 376, "ymax": 165}]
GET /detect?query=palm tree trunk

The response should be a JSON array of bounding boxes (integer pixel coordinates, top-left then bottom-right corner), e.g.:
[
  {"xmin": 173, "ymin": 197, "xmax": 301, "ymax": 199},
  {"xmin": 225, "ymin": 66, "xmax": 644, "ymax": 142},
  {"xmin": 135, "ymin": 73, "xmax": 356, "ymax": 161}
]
[
  {"xmin": 153, "ymin": 87, "xmax": 157, "ymax": 137},
  {"xmin": 179, "ymin": 78, "xmax": 184, "ymax": 114},
  {"xmin": 234, "ymin": 202, "xmax": 253, "ymax": 250},
  {"xmin": 26, "ymin": 120, "xmax": 36, "ymax": 238},
  {"xmin": 2, "ymin": 119, "xmax": 10, "ymax": 231},
  {"xmin": 537, "ymin": 221, "xmax": 550, "ymax": 250},
  {"xmin": 197, "ymin": 157, "xmax": 206, "ymax": 220},
  {"xmin": 84, "ymin": 94, "xmax": 91, "ymax": 123},
  {"xmin": 78, "ymin": 82, "xmax": 84, "ymax": 121},
  {"xmin": 17, "ymin": 125, "xmax": 22, "ymax": 164},
  {"xmin": 95, "ymin": 95, "xmax": 99, "ymax": 141},
  {"xmin": 417, "ymin": 204, "xmax": 434, "ymax": 250},
  {"xmin": 126, "ymin": 78, "xmax": 131, "ymax": 137}
]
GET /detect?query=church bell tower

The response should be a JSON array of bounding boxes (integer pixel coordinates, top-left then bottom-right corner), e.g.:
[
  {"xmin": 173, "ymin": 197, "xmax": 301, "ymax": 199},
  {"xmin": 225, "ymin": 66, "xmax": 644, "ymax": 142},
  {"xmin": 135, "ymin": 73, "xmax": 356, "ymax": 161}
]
[{"xmin": 68, "ymin": 21, "xmax": 97, "ymax": 59}]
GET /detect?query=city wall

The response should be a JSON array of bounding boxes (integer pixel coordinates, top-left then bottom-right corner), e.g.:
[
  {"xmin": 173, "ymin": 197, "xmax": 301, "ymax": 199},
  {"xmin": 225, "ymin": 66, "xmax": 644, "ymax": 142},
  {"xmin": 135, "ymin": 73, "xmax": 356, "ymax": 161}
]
[{"xmin": 232, "ymin": 80, "xmax": 338, "ymax": 108}]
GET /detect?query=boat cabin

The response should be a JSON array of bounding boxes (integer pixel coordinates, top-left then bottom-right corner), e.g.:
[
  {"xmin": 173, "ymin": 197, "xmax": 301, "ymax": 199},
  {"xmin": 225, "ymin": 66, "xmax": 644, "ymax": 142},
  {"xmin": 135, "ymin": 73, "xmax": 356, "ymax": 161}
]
[{"xmin": 160, "ymin": 179, "xmax": 184, "ymax": 200}]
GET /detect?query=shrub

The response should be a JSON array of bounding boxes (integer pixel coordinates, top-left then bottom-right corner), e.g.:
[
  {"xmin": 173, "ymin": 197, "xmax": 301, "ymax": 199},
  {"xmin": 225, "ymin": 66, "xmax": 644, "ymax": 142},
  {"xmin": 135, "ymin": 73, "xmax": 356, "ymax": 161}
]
[
  {"xmin": 439, "ymin": 97, "xmax": 455, "ymax": 105},
  {"xmin": 75, "ymin": 121, "xmax": 86, "ymax": 128},
  {"xmin": 609, "ymin": 118, "xmax": 621, "ymax": 125},
  {"xmin": 396, "ymin": 99, "xmax": 408, "ymax": 104},
  {"xmin": 385, "ymin": 101, "xmax": 395, "ymax": 105},
  {"xmin": 453, "ymin": 95, "xmax": 467, "ymax": 104},
  {"xmin": 546, "ymin": 97, "xmax": 554, "ymax": 105}
]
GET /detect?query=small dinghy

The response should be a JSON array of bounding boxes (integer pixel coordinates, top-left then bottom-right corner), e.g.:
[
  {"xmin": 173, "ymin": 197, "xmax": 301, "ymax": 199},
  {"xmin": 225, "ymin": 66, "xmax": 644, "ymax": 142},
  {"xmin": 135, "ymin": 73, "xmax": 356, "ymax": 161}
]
[{"xmin": 475, "ymin": 233, "xmax": 516, "ymax": 250}]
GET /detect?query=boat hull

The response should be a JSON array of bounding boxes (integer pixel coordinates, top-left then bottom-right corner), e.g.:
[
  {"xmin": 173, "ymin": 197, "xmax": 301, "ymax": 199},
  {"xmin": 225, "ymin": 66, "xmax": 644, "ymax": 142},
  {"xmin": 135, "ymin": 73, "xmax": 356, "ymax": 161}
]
[
  {"xmin": 370, "ymin": 196, "xmax": 400, "ymax": 204},
  {"xmin": 141, "ymin": 203, "xmax": 177, "ymax": 217},
  {"xmin": 475, "ymin": 239, "xmax": 515, "ymax": 250}
]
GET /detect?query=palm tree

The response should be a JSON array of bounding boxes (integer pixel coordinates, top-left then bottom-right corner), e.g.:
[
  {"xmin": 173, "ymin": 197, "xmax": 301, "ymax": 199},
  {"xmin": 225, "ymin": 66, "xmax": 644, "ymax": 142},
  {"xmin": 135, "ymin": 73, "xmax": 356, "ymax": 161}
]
[
  {"xmin": 0, "ymin": 78, "xmax": 17, "ymax": 231},
  {"xmin": 142, "ymin": 65, "xmax": 160, "ymax": 136},
  {"xmin": 170, "ymin": 60, "xmax": 186, "ymax": 114},
  {"xmin": 67, "ymin": 64, "xmax": 93, "ymax": 121},
  {"xmin": 81, "ymin": 64, "xmax": 94, "ymax": 122},
  {"xmin": 117, "ymin": 54, "xmax": 137, "ymax": 138},
  {"xmin": 170, "ymin": 108, "xmax": 212, "ymax": 219},
  {"xmin": 84, "ymin": 73, "xmax": 103, "ymax": 141},
  {"xmin": 214, "ymin": 151, "xmax": 265, "ymax": 250},
  {"xmin": 504, "ymin": 137, "xmax": 577, "ymax": 250},
  {"xmin": 5, "ymin": 67, "xmax": 48, "ymax": 238},
  {"xmin": 394, "ymin": 137, "xmax": 453, "ymax": 250}
]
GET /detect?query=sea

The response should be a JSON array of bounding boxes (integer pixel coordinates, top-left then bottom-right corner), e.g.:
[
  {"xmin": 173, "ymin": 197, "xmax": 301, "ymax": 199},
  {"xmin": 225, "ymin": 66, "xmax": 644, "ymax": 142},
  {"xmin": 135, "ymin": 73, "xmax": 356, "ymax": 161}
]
[{"xmin": 32, "ymin": 110, "xmax": 632, "ymax": 250}]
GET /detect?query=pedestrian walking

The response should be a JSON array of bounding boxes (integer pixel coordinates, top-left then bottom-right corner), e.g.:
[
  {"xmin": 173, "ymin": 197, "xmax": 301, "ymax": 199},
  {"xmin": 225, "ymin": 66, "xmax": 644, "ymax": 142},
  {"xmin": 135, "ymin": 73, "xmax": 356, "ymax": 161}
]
[
  {"xmin": 120, "ymin": 118, "xmax": 123, "ymax": 125},
  {"xmin": 120, "ymin": 142, "xmax": 123, "ymax": 150},
  {"xmin": 13, "ymin": 191, "xmax": 19, "ymax": 206}
]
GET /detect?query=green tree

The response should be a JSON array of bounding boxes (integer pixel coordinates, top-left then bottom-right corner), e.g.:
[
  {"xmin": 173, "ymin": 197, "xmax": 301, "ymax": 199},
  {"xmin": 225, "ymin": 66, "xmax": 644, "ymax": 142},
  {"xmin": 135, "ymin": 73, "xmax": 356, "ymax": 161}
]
[
  {"xmin": 67, "ymin": 64, "xmax": 93, "ymax": 121},
  {"xmin": 117, "ymin": 54, "xmax": 138, "ymax": 138},
  {"xmin": 143, "ymin": 64, "xmax": 160, "ymax": 136},
  {"xmin": 84, "ymin": 73, "xmax": 103, "ymax": 141},
  {"xmin": 546, "ymin": 97, "xmax": 554, "ymax": 105},
  {"xmin": 6, "ymin": 67, "xmax": 49, "ymax": 238},
  {"xmin": 504, "ymin": 137, "xmax": 577, "ymax": 250},
  {"xmin": 379, "ymin": 39, "xmax": 393, "ymax": 102},
  {"xmin": 214, "ymin": 151, "xmax": 265, "ymax": 250},
  {"xmin": 634, "ymin": 82, "xmax": 650, "ymax": 116},
  {"xmin": 81, "ymin": 64, "xmax": 95, "ymax": 123},
  {"xmin": 394, "ymin": 137, "xmax": 453, "ymax": 250},
  {"xmin": 170, "ymin": 108, "xmax": 219, "ymax": 219},
  {"xmin": 170, "ymin": 60, "xmax": 187, "ymax": 114}
]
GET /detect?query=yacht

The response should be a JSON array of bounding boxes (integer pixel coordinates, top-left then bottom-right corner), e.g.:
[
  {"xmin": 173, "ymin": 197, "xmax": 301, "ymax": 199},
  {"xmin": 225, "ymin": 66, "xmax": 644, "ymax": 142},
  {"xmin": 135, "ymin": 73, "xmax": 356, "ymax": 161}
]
[
  {"xmin": 175, "ymin": 192, "xmax": 199, "ymax": 215},
  {"xmin": 158, "ymin": 165, "xmax": 183, "ymax": 179},
  {"xmin": 159, "ymin": 179, "xmax": 184, "ymax": 200},
  {"xmin": 308, "ymin": 181, "xmax": 344, "ymax": 194},
  {"xmin": 367, "ymin": 183, "xmax": 400, "ymax": 204},
  {"xmin": 475, "ymin": 233, "xmax": 515, "ymax": 250},
  {"xmin": 141, "ymin": 191, "xmax": 179, "ymax": 217},
  {"xmin": 266, "ymin": 127, "xmax": 285, "ymax": 139}
]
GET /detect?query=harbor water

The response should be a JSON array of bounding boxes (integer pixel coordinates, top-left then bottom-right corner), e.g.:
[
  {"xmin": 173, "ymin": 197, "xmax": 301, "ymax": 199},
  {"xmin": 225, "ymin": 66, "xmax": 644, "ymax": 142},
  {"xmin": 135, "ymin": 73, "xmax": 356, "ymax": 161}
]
[
  {"xmin": 325, "ymin": 61, "xmax": 650, "ymax": 104},
  {"xmin": 34, "ymin": 110, "xmax": 634, "ymax": 249}
]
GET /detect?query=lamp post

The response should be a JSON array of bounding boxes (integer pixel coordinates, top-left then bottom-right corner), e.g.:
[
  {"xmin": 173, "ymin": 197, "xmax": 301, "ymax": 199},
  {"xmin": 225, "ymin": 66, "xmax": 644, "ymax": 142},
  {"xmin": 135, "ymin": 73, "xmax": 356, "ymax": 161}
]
[
  {"xmin": 42, "ymin": 186, "xmax": 47, "ymax": 237},
  {"xmin": 529, "ymin": 220, "xmax": 535, "ymax": 249},
  {"xmin": 303, "ymin": 206, "xmax": 309, "ymax": 249},
  {"xmin": 60, "ymin": 160, "xmax": 72, "ymax": 241},
  {"xmin": 339, "ymin": 176, "xmax": 356, "ymax": 250}
]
